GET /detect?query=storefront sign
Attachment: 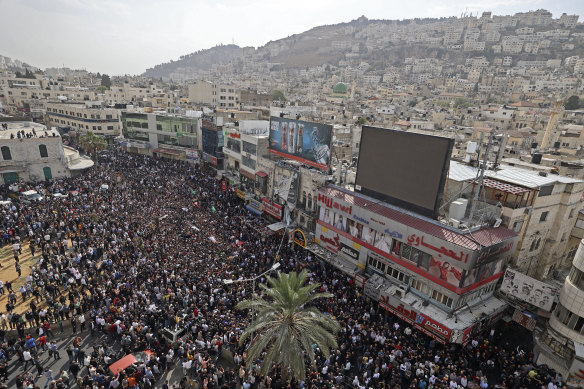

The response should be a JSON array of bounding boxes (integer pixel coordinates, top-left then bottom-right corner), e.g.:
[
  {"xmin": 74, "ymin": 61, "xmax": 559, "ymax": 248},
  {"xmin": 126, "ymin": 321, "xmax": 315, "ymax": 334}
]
[
  {"xmin": 262, "ymin": 198, "xmax": 283, "ymax": 220},
  {"xmin": 236, "ymin": 189, "xmax": 246, "ymax": 200},
  {"xmin": 229, "ymin": 132, "xmax": 241, "ymax": 139},
  {"xmin": 293, "ymin": 229, "xmax": 307, "ymax": 248},
  {"xmin": 340, "ymin": 243, "xmax": 359, "ymax": 260},
  {"xmin": 477, "ymin": 241, "xmax": 514, "ymax": 265},
  {"xmin": 320, "ymin": 234, "xmax": 341, "ymax": 253},
  {"xmin": 379, "ymin": 292, "xmax": 452, "ymax": 342},
  {"xmin": 407, "ymin": 233, "xmax": 469, "ymax": 263},
  {"xmin": 246, "ymin": 199, "xmax": 263, "ymax": 216},
  {"xmin": 317, "ymin": 193, "xmax": 353, "ymax": 215},
  {"xmin": 186, "ymin": 150, "xmax": 199, "ymax": 161},
  {"xmin": 202, "ymin": 152, "xmax": 218, "ymax": 166}
]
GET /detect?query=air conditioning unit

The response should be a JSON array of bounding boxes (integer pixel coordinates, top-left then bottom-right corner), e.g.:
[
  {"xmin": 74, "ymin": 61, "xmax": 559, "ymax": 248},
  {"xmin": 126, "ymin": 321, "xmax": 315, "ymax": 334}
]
[
  {"xmin": 449, "ymin": 218, "xmax": 461, "ymax": 228},
  {"xmin": 393, "ymin": 285, "xmax": 408, "ymax": 299},
  {"xmin": 524, "ymin": 207, "xmax": 533, "ymax": 215}
]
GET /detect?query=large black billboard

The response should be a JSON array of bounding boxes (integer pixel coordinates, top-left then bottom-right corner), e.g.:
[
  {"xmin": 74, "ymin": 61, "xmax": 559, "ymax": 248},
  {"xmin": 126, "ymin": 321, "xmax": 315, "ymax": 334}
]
[
  {"xmin": 269, "ymin": 116, "xmax": 332, "ymax": 170},
  {"xmin": 355, "ymin": 126, "xmax": 454, "ymax": 219}
]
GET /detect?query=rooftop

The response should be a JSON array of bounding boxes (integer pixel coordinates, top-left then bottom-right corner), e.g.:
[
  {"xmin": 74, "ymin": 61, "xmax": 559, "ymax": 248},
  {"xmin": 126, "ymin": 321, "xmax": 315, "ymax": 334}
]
[
  {"xmin": 320, "ymin": 184, "xmax": 517, "ymax": 251},
  {"xmin": 448, "ymin": 160, "xmax": 583, "ymax": 189},
  {"xmin": 0, "ymin": 122, "xmax": 58, "ymax": 139}
]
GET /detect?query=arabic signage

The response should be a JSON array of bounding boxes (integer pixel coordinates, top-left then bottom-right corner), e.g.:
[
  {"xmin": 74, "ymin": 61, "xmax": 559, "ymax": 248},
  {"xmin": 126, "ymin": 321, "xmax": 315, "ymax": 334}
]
[
  {"xmin": 248, "ymin": 199, "xmax": 262, "ymax": 212},
  {"xmin": 320, "ymin": 232, "xmax": 341, "ymax": 253},
  {"xmin": 186, "ymin": 150, "xmax": 199, "ymax": 161},
  {"xmin": 293, "ymin": 229, "xmax": 307, "ymax": 248},
  {"xmin": 340, "ymin": 243, "xmax": 359, "ymax": 261},
  {"xmin": 379, "ymin": 291, "xmax": 452, "ymax": 343},
  {"xmin": 236, "ymin": 189, "xmax": 246, "ymax": 200},
  {"xmin": 269, "ymin": 116, "xmax": 332, "ymax": 170},
  {"xmin": 500, "ymin": 268, "xmax": 558, "ymax": 311},
  {"xmin": 262, "ymin": 198, "xmax": 283, "ymax": 220},
  {"xmin": 512, "ymin": 309, "xmax": 537, "ymax": 331},
  {"xmin": 317, "ymin": 189, "xmax": 518, "ymax": 271},
  {"xmin": 202, "ymin": 152, "xmax": 217, "ymax": 166}
]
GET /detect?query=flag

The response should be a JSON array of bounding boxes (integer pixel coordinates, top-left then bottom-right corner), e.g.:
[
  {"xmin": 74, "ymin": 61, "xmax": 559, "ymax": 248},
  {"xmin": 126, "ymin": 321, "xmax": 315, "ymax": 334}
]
[
  {"xmin": 211, "ymin": 206, "xmax": 216, "ymax": 213},
  {"xmin": 189, "ymin": 188, "xmax": 196, "ymax": 195}
]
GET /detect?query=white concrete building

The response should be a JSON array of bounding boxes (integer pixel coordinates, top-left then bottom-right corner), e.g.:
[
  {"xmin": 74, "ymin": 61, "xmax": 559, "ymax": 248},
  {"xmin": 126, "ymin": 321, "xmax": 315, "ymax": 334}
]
[
  {"xmin": 0, "ymin": 121, "xmax": 93, "ymax": 184},
  {"xmin": 535, "ymin": 238, "xmax": 584, "ymax": 385}
]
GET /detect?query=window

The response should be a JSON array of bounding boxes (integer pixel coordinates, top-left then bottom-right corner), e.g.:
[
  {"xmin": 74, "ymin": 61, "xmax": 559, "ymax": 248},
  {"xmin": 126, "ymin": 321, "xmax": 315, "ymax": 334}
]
[
  {"xmin": 569, "ymin": 209, "xmax": 575, "ymax": 219},
  {"xmin": 512, "ymin": 220, "xmax": 524, "ymax": 232},
  {"xmin": 242, "ymin": 141, "xmax": 257, "ymax": 155},
  {"xmin": 1, "ymin": 146, "xmax": 11, "ymax": 161},
  {"xmin": 39, "ymin": 145, "xmax": 48, "ymax": 158},
  {"xmin": 302, "ymin": 191, "xmax": 307, "ymax": 208},
  {"xmin": 540, "ymin": 211, "xmax": 549, "ymax": 222},
  {"xmin": 308, "ymin": 194, "xmax": 312, "ymax": 210},
  {"xmin": 539, "ymin": 185, "xmax": 554, "ymax": 197}
]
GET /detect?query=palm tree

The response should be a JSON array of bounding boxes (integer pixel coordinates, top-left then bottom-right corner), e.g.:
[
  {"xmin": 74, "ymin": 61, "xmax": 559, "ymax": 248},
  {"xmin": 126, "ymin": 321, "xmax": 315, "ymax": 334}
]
[
  {"xmin": 79, "ymin": 131, "xmax": 107, "ymax": 161},
  {"xmin": 236, "ymin": 269, "xmax": 340, "ymax": 381}
]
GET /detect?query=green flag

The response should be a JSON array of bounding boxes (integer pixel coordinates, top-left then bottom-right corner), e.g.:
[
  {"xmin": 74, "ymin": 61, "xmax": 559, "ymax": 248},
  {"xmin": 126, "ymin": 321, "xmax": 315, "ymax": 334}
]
[
  {"xmin": 211, "ymin": 206, "xmax": 216, "ymax": 213},
  {"xmin": 189, "ymin": 188, "xmax": 196, "ymax": 195}
]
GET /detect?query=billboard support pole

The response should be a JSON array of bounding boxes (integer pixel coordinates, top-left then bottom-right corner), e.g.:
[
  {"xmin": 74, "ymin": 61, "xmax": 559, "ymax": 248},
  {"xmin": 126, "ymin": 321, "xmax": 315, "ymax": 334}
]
[{"xmin": 468, "ymin": 129, "xmax": 494, "ymax": 224}]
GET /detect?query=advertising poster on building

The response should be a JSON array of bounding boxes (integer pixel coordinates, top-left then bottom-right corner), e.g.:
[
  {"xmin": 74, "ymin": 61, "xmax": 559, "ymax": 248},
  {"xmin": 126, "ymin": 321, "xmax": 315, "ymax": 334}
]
[
  {"xmin": 500, "ymin": 268, "xmax": 559, "ymax": 311},
  {"xmin": 269, "ymin": 116, "xmax": 332, "ymax": 170},
  {"xmin": 428, "ymin": 257, "xmax": 463, "ymax": 287},
  {"xmin": 512, "ymin": 309, "xmax": 537, "ymax": 331}
]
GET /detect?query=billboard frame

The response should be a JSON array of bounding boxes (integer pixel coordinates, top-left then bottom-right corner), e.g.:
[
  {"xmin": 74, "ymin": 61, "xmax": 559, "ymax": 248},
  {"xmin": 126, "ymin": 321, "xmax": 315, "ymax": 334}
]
[
  {"xmin": 268, "ymin": 116, "xmax": 332, "ymax": 171},
  {"xmin": 354, "ymin": 126, "xmax": 454, "ymax": 219}
]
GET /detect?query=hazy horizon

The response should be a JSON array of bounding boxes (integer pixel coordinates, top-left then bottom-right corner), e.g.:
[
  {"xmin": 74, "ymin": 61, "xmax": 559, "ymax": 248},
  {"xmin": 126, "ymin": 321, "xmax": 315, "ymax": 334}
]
[{"xmin": 1, "ymin": 0, "xmax": 583, "ymax": 76}]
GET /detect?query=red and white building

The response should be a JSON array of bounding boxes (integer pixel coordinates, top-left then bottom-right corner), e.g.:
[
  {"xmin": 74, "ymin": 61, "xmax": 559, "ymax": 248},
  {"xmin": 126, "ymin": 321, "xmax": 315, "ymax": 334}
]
[{"xmin": 310, "ymin": 184, "xmax": 518, "ymax": 344}]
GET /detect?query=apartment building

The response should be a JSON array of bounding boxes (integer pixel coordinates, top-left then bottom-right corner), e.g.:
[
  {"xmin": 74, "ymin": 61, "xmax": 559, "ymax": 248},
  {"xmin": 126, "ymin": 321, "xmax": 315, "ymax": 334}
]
[
  {"xmin": 188, "ymin": 80, "xmax": 238, "ymax": 108},
  {"xmin": 448, "ymin": 161, "xmax": 584, "ymax": 280},
  {"xmin": 535, "ymin": 238, "xmax": 584, "ymax": 383},
  {"xmin": 45, "ymin": 101, "xmax": 121, "ymax": 137}
]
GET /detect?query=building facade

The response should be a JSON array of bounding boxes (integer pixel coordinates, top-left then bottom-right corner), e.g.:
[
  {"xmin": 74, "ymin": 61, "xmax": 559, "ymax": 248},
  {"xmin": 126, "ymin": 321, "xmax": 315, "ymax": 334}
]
[
  {"xmin": 0, "ymin": 122, "xmax": 93, "ymax": 184},
  {"xmin": 121, "ymin": 111, "xmax": 199, "ymax": 161},
  {"xmin": 535, "ymin": 238, "xmax": 584, "ymax": 385},
  {"xmin": 310, "ymin": 184, "xmax": 518, "ymax": 344},
  {"xmin": 45, "ymin": 101, "xmax": 121, "ymax": 138}
]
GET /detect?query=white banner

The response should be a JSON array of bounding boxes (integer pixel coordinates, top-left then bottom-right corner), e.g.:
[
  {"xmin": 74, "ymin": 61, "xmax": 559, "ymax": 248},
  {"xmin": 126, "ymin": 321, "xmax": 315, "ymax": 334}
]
[{"xmin": 500, "ymin": 268, "xmax": 559, "ymax": 311}]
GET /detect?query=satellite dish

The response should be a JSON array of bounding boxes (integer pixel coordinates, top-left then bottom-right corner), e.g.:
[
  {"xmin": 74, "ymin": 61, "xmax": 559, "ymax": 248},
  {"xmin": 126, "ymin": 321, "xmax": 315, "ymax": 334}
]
[{"xmin": 493, "ymin": 218, "xmax": 502, "ymax": 228}]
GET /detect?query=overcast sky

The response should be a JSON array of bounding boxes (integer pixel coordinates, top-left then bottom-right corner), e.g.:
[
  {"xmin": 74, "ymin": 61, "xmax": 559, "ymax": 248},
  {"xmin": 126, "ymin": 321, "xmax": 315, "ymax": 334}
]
[{"xmin": 0, "ymin": 0, "xmax": 583, "ymax": 76}]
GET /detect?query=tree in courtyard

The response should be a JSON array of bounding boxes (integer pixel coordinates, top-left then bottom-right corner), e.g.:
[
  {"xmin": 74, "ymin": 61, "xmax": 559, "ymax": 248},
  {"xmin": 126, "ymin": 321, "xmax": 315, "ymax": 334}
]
[
  {"xmin": 271, "ymin": 89, "xmax": 286, "ymax": 102},
  {"xmin": 236, "ymin": 270, "xmax": 340, "ymax": 381},
  {"xmin": 79, "ymin": 131, "xmax": 107, "ymax": 161},
  {"xmin": 565, "ymin": 95, "xmax": 582, "ymax": 110}
]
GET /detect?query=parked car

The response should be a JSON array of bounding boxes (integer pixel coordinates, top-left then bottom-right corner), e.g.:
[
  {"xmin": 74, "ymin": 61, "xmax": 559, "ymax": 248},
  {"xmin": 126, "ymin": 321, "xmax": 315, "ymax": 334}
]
[{"xmin": 19, "ymin": 190, "xmax": 44, "ymax": 204}]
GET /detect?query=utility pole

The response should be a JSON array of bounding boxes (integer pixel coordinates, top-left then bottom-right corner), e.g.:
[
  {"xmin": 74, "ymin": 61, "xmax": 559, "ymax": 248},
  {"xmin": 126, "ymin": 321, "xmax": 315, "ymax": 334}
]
[{"xmin": 468, "ymin": 129, "xmax": 494, "ymax": 223}]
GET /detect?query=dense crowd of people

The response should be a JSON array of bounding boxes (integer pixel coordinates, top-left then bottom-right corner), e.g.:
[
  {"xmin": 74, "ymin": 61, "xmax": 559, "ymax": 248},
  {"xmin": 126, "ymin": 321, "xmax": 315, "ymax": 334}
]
[{"xmin": 0, "ymin": 150, "xmax": 564, "ymax": 389}]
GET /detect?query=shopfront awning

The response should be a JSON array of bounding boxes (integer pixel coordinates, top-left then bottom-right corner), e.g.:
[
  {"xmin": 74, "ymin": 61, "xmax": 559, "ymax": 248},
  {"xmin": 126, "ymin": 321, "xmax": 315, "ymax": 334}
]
[
  {"xmin": 256, "ymin": 171, "xmax": 268, "ymax": 178},
  {"xmin": 240, "ymin": 169, "xmax": 255, "ymax": 181},
  {"xmin": 153, "ymin": 148, "xmax": 184, "ymax": 155},
  {"xmin": 268, "ymin": 222, "xmax": 287, "ymax": 232}
]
